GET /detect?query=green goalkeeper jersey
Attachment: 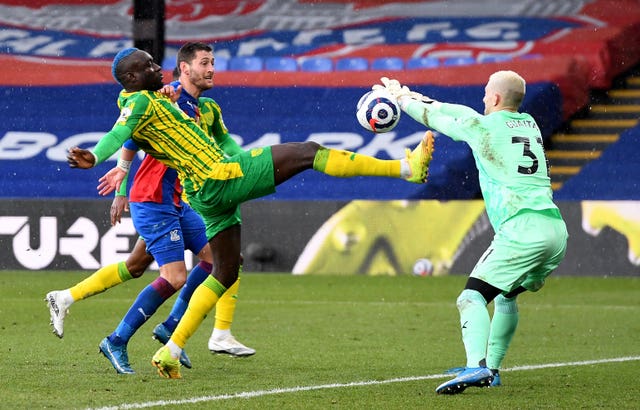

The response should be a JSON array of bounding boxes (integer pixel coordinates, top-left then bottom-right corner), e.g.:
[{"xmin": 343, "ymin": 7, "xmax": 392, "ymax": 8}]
[
  {"xmin": 405, "ymin": 101, "xmax": 559, "ymax": 230},
  {"xmin": 92, "ymin": 90, "xmax": 244, "ymax": 193}
]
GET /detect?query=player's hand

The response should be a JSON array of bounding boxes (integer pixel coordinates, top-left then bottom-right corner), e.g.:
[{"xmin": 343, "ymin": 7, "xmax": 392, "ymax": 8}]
[
  {"xmin": 373, "ymin": 77, "xmax": 435, "ymax": 104},
  {"xmin": 67, "ymin": 147, "xmax": 96, "ymax": 169},
  {"xmin": 110, "ymin": 195, "xmax": 129, "ymax": 226},
  {"xmin": 372, "ymin": 77, "xmax": 408, "ymax": 99},
  {"xmin": 158, "ymin": 84, "xmax": 182, "ymax": 103},
  {"xmin": 97, "ymin": 167, "xmax": 126, "ymax": 196}
]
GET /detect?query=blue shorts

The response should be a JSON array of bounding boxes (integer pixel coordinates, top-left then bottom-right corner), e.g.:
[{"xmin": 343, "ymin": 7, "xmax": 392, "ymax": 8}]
[{"xmin": 129, "ymin": 201, "xmax": 208, "ymax": 267}]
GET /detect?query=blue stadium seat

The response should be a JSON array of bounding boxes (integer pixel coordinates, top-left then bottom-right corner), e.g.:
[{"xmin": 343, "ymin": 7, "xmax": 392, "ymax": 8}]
[
  {"xmin": 478, "ymin": 55, "xmax": 512, "ymax": 64},
  {"xmin": 442, "ymin": 56, "xmax": 476, "ymax": 66},
  {"xmin": 335, "ymin": 57, "xmax": 369, "ymax": 71},
  {"xmin": 555, "ymin": 128, "xmax": 640, "ymax": 200},
  {"xmin": 300, "ymin": 57, "xmax": 333, "ymax": 72},
  {"xmin": 228, "ymin": 56, "xmax": 263, "ymax": 71},
  {"xmin": 214, "ymin": 56, "xmax": 229, "ymax": 72},
  {"xmin": 406, "ymin": 57, "xmax": 439, "ymax": 70},
  {"xmin": 371, "ymin": 57, "xmax": 404, "ymax": 71},
  {"xmin": 161, "ymin": 55, "xmax": 176, "ymax": 71},
  {"xmin": 519, "ymin": 53, "xmax": 542, "ymax": 60},
  {"xmin": 264, "ymin": 57, "xmax": 298, "ymax": 72}
]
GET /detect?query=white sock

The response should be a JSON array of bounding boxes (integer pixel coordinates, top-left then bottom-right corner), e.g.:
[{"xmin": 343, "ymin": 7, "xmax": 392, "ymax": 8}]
[
  {"xmin": 211, "ymin": 328, "xmax": 231, "ymax": 340},
  {"xmin": 61, "ymin": 289, "xmax": 75, "ymax": 306},
  {"xmin": 400, "ymin": 158, "xmax": 410, "ymax": 178},
  {"xmin": 167, "ymin": 340, "xmax": 182, "ymax": 359}
]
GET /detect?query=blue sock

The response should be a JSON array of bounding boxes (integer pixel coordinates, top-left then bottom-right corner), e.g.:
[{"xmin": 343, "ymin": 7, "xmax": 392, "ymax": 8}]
[
  {"xmin": 162, "ymin": 261, "xmax": 212, "ymax": 333},
  {"xmin": 109, "ymin": 277, "xmax": 177, "ymax": 346}
]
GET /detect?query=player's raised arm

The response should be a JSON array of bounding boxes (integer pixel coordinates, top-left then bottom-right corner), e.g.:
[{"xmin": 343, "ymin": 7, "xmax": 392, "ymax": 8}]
[
  {"xmin": 67, "ymin": 125, "xmax": 133, "ymax": 170},
  {"xmin": 374, "ymin": 77, "xmax": 481, "ymax": 140}
]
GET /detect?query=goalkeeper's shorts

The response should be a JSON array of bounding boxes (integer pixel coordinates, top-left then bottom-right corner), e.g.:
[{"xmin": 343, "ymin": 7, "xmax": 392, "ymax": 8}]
[{"xmin": 470, "ymin": 209, "xmax": 568, "ymax": 293}]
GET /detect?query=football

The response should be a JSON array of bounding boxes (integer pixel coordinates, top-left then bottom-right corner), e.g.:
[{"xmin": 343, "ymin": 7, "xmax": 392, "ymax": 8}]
[
  {"xmin": 356, "ymin": 89, "xmax": 401, "ymax": 133},
  {"xmin": 412, "ymin": 258, "xmax": 434, "ymax": 276}
]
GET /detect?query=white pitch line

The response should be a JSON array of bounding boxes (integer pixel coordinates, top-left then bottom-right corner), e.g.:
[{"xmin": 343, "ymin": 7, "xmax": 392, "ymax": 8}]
[{"xmin": 89, "ymin": 355, "xmax": 640, "ymax": 410}]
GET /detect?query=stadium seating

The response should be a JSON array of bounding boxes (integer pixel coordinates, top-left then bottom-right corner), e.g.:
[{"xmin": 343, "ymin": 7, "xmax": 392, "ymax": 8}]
[
  {"xmin": 555, "ymin": 126, "xmax": 640, "ymax": 199},
  {"xmin": 264, "ymin": 57, "xmax": 298, "ymax": 72},
  {"xmin": 161, "ymin": 55, "xmax": 177, "ymax": 71},
  {"xmin": 442, "ymin": 56, "xmax": 477, "ymax": 66},
  {"xmin": 477, "ymin": 55, "xmax": 512, "ymax": 63},
  {"xmin": 214, "ymin": 56, "xmax": 229, "ymax": 72},
  {"xmin": 229, "ymin": 56, "xmax": 263, "ymax": 71},
  {"xmin": 300, "ymin": 57, "xmax": 333, "ymax": 72},
  {"xmin": 335, "ymin": 57, "xmax": 369, "ymax": 71},
  {"xmin": 371, "ymin": 57, "xmax": 405, "ymax": 71},
  {"xmin": 405, "ymin": 57, "xmax": 440, "ymax": 70}
]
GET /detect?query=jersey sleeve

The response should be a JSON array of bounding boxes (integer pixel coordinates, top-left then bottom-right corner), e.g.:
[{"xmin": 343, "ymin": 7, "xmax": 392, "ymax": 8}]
[
  {"xmin": 202, "ymin": 98, "xmax": 244, "ymax": 156},
  {"xmin": 404, "ymin": 100, "xmax": 482, "ymax": 142},
  {"xmin": 123, "ymin": 138, "xmax": 139, "ymax": 151},
  {"xmin": 93, "ymin": 93, "xmax": 152, "ymax": 164},
  {"xmin": 116, "ymin": 92, "xmax": 152, "ymax": 131},
  {"xmin": 92, "ymin": 125, "xmax": 132, "ymax": 164}
]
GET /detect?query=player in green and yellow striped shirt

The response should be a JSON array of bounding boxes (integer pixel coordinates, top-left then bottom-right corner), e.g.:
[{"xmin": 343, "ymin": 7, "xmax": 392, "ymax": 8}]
[{"xmin": 67, "ymin": 47, "xmax": 434, "ymax": 379}]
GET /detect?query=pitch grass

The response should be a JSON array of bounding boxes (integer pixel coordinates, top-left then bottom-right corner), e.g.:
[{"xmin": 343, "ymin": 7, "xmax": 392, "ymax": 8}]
[{"xmin": 1, "ymin": 271, "xmax": 639, "ymax": 410}]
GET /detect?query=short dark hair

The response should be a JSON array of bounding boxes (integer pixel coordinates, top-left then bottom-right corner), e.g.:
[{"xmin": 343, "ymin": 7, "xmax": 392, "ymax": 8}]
[{"xmin": 177, "ymin": 42, "xmax": 213, "ymax": 66}]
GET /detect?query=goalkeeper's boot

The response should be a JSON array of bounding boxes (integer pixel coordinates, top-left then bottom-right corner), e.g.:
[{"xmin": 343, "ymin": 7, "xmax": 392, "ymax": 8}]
[
  {"xmin": 152, "ymin": 323, "xmax": 192, "ymax": 369},
  {"xmin": 405, "ymin": 130, "xmax": 434, "ymax": 183},
  {"xmin": 490, "ymin": 369, "xmax": 501, "ymax": 387},
  {"xmin": 208, "ymin": 333, "xmax": 256, "ymax": 357},
  {"xmin": 99, "ymin": 337, "xmax": 135, "ymax": 374},
  {"xmin": 152, "ymin": 346, "xmax": 182, "ymax": 379},
  {"xmin": 435, "ymin": 366, "xmax": 493, "ymax": 395},
  {"xmin": 46, "ymin": 290, "xmax": 70, "ymax": 338},
  {"xmin": 445, "ymin": 366, "xmax": 502, "ymax": 387}
]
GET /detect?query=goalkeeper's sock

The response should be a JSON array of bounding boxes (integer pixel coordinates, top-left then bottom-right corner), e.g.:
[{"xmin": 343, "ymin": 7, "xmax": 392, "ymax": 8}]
[
  {"xmin": 170, "ymin": 275, "xmax": 226, "ymax": 348},
  {"xmin": 69, "ymin": 261, "xmax": 133, "ymax": 302},
  {"xmin": 162, "ymin": 261, "xmax": 212, "ymax": 333},
  {"xmin": 215, "ymin": 275, "xmax": 241, "ymax": 331},
  {"xmin": 108, "ymin": 277, "xmax": 176, "ymax": 346},
  {"xmin": 313, "ymin": 147, "xmax": 400, "ymax": 178},
  {"xmin": 486, "ymin": 294, "xmax": 519, "ymax": 370},
  {"xmin": 457, "ymin": 289, "xmax": 491, "ymax": 368}
]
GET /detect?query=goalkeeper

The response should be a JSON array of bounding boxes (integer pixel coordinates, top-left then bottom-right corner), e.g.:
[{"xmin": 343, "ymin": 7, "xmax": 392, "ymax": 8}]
[{"xmin": 374, "ymin": 72, "xmax": 567, "ymax": 394}]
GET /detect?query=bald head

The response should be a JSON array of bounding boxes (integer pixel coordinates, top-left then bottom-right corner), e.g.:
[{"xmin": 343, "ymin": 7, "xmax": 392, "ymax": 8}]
[{"xmin": 483, "ymin": 70, "xmax": 526, "ymax": 114}]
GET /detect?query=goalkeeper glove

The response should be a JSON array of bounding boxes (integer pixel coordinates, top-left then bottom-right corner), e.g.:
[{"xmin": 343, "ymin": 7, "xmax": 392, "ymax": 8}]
[
  {"xmin": 373, "ymin": 77, "xmax": 436, "ymax": 109},
  {"xmin": 372, "ymin": 77, "xmax": 407, "ymax": 98}
]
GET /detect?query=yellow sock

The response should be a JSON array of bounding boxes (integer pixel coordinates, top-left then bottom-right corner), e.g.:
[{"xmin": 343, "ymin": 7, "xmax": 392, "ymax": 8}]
[
  {"xmin": 215, "ymin": 278, "xmax": 240, "ymax": 330},
  {"xmin": 171, "ymin": 275, "xmax": 227, "ymax": 348},
  {"xmin": 69, "ymin": 261, "xmax": 132, "ymax": 301},
  {"xmin": 313, "ymin": 147, "xmax": 400, "ymax": 178}
]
